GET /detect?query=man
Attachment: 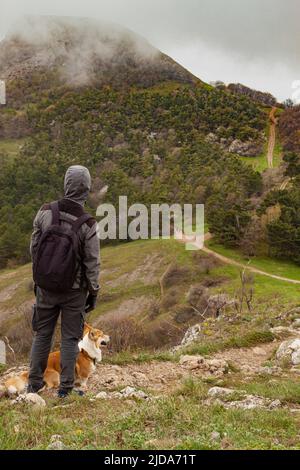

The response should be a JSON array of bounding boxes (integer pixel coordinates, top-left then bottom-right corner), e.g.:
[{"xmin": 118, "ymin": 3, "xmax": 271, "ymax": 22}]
[{"xmin": 28, "ymin": 165, "xmax": 100, "ymax": 398}]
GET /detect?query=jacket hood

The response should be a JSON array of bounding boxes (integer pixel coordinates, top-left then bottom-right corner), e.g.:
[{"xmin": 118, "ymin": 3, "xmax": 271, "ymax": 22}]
[{"xmin": 64, "ymin": 165, "xmax": 91, "ymax": 205}]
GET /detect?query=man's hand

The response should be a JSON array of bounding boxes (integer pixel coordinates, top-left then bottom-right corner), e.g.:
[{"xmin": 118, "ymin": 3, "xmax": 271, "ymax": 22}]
[{"xmin": 85, "ymin": 293, "xmax": 98, "ymax": 313}]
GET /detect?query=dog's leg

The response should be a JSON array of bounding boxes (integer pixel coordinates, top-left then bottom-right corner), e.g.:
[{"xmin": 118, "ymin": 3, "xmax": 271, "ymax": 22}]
[{"xmin": 44, "ymin": 369, "xmax": 60, "ymax": 389}]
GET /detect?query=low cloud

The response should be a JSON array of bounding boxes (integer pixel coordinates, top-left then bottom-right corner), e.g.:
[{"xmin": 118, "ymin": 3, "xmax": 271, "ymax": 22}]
[{"xmin": 0, "ymin": 0, "xmax": 298, "ymax": 99}]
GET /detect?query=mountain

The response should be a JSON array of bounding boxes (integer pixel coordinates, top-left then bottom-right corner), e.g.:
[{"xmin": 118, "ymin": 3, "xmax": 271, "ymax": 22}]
[
  {"xmin": 0, "ymin": 16, "xmax": 196, "ymax": 100},
  {"xmin": 227, "ymin": 83, "xmax": 278, "ymax": 107},
  {"xmin": 0, "ymin": 15, "xmax": 288, "ymax": 268}
]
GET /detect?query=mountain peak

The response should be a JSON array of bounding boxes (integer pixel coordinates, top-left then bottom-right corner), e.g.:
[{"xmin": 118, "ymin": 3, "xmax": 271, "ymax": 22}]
[{"xmin": 0, "ymin": 15, "xmax": 197, "ymax": 88}]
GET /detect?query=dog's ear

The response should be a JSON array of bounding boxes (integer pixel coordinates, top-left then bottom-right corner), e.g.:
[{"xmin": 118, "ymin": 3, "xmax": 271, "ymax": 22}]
[
  {"xmin": 89, "ymin": 329, "xmax": 96, "ymax": 340},
  {"xmin": 84, "ymin": 323, "xmax": 91, "ymax": 335}
]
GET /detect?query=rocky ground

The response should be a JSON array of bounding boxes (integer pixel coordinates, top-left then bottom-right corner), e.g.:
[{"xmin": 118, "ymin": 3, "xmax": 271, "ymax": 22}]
[
  {"xmin": 1, "ymin": 327, "xmax": 300, "ymax": 408},
  {"xmin": 2, "ymin": 321, "xmax": 300, "ymax": 450}
]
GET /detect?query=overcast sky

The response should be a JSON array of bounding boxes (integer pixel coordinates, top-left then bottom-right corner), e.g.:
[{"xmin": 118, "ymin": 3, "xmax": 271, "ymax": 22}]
[{"xmin": 0, "ymin": 0, "xmax": 299, "ymax": 101}]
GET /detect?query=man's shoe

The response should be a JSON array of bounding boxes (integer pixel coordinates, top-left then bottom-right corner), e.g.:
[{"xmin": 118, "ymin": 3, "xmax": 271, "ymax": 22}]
[
  {"xmin": 57, "ymin": 389, "xmax": 85, "ymax": 398},
  {"xmin": 26, "ymin": 383, "xmax": 44, "ymax": 394},
  {"xmin": 57, "ymin": 389, "xmax": 70, "ymax": 399}
]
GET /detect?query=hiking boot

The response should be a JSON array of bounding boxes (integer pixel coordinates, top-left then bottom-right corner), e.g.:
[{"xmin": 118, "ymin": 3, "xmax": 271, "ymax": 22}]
[
  {"xmin": 26, "ymin": 383, "xmax": 45, "ymax": 394},
  {"xmin": 57, "ymin": 388, "xmax": 85, "ymax": 399},
  {"xmin": 57, "ymin": 389, "xmax": 70, "ymax": 399}
]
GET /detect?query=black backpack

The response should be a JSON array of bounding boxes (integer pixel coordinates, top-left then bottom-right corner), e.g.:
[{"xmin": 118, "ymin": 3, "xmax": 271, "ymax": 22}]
[{"xmin": 33, "ymin": 201, "xmax": 93, "ymax": 293}]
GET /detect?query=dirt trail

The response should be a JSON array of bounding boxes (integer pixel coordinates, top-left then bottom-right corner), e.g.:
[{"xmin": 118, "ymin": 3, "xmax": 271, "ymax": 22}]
[
  {"xmin": 267, "ymin": 107, "xmax": 278, "ymax": 169},
  {"xmin": 202, "ymin": 244, "xmax": 300, "ymax": 285},
  {"xmin": 178, "ymin": 232, "xmax": 300, "ymax": 285},
  {"xmin": 1, "ymin": 341, "xmax": 280, "ymax": 395},
  {"xmin": 87, "ymin": 341, "xmax": 281, "ymax": 394}
]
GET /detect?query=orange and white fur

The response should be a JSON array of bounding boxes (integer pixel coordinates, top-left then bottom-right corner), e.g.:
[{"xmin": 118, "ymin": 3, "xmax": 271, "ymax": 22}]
[{"xmin": 3, "ymin": 324, "xmax": 110, "ymax": 396}]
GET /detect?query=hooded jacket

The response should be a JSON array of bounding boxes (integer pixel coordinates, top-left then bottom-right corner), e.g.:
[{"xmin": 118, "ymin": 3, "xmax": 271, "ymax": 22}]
[{"xmin": 30, "ymin": 165, "xmax": 100, "ymax": 294}]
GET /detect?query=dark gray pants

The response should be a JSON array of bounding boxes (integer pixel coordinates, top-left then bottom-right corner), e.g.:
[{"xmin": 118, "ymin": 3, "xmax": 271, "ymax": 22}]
[{"xmin": 29, "ymin": 287, "xmax": 87, "ymax": 392}]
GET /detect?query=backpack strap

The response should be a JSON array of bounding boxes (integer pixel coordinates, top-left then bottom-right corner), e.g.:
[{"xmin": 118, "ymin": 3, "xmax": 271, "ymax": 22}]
[
  {"xmin": 50, "ymin": 201, "xmax": 60, "ymax": 226},
  {"xmin": 73, "ymin": 213, "xmax": 94, "ymax": 233},
  {"xmin": 50, "ymin": 201, "xmax": 94, "ymax": 232}
]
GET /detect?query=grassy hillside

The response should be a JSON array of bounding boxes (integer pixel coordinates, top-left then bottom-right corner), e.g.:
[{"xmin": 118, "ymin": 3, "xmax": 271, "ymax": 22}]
[
  {"xmin": 1, "ymin": 237, "xmax": 300, "ymax": 354},
  {"xmin": 0, "ymin": 17, "xmax": 269, "ymax": 267},
  {"xmin": 1, "ymin": 377, "xmax": 300, "ymax": 450},
  {"xmin": 1, "ymin": 237, "xmax": 300, "ymax": 450}
]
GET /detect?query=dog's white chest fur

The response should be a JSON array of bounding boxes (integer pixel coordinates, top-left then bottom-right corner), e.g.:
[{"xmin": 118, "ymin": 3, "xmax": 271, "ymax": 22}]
[{"xmin": 78, "ymin": 334, "xmax": 102, "ymax": 362}]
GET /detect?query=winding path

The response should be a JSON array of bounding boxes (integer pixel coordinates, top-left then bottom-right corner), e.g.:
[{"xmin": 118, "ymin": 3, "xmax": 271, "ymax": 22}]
[
  {"xmin": 178, "ymin": 232, "xmax": 300, "ymax": 285},
  {"xmin": 267, "ymin": 107, "xmax": 278, "ymax": 168}
]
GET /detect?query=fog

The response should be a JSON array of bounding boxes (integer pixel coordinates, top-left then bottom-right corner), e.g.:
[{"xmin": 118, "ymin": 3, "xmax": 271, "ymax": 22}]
[{"xmin": 1, "ymin": 0, "xmax": 299, "ymax": 100}]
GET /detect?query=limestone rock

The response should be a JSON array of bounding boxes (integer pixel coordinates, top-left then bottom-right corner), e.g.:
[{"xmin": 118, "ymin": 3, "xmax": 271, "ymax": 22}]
[
  {"xmin": 208, "ymin": 387, "xmax": 240, "ymax": 399},
  {"xmin": 95, "ymin": 391, "xmax": 109, "ymax": 399},
  {"xmin": 47, "ymin": 435, "xmax": 67, "ymax": 450},
  {"xmin": 257, "ymin": 366, "xmax": 283, "ymax": 377},
  {"xmin": 207, "ymin": 387, "xmax": 281, "ymax": 410},
  {"xmin": 224, "ymin": 396, "xmax": 281, "ymax": 410},
  {"xmin": 205, "ymin": 133, "xmax": 218, "ymax": 144},
  {"xmin": 173, "ymin": 324, "xmax": 202, "ymax": 351},
  {"xmin": 271, "ymin": 326, "xmax": 299, "ymax": 339},
  {"xmin": 95, "ymin": 386, "xmax": 149, "ymax": 400},
  {"xmin": 119, "ymin": 386, "xmax": 148, "ymax": 400},
  {"xmin": 12, "ymin": 393, "xmax": 46, "ymax": 408},
  {"xmin": 276, "ymin": 338, "xmax": 300, "ymax": 365},
  {"xmin": 180, "ymin": 355, "xmax": 229, "ymax": 376},
  {"xmin": 228, "ymin": 139, "xmax": 263, "ymax": 157},
  {"xmin": 210, "ymin": 431, "xmax": 221, "ymax": 441}
]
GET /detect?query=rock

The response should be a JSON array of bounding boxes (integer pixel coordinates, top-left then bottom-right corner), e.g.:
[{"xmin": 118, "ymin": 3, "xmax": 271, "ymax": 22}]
[
  {"xmin": 179, "ymin": 355, "xmax": 205, "ymax": 369},
  {"xmin": 208, "ymin": 387, "xmax": 240, "ymax": 399},
  {"xmin": 174, "ymin": 324, "xmax": 202, "ymax": 351},
  {"xmin": 119, "ymin": 386, "xmax": 148, "ymax": 400},
  {"xmin": 180, "ymin": 355, "xmax": 229, "ymax": 376},
  {"xmin": 206, "ymin": 359, "xmax": 229, "ymax": 375},
  {"xmin": 12, "ymin": 393, "xmax": 46, "ymax": 408},
  {"xmin": 47, "ymin": 435, "xmax": 67, "ymax": 450},
  {"xmin": 95, "ymin": 391, "xmax": 109, "ymax": 399},
  {"xmin": 205, "ymin": 133, "xmax": 218, "ymax": 144},
  {"xmin": 271, "ymin": 326, "xmax": 299, "ymax": 339},
  {"xmin": 292, "ymin": 319, "xmax": 300, "ymax": 329},
  {"xmin": 269, "ymin": 399, "xmax": 282, "ymax": 410},
  {"xmin": 228, "ymin": 139, "xmax": 263, "ymax": 157},
  {"xmin": 257, "ymin": 366, "xmax": 283, "ymax": 377},
  {"xmin": 95, "ymin": 386, "xmax": 149, "ymax": 401},
  {"xmin": 207, "ymin": 387, "xmax": 281, "ymax": 410},
  {"xmin": 276, "ymin": 338, "xmax": 300, "ymax": 365},
  {"xmin": 210, "ymin": 431, "xmax": 221, "ymax": 441},
  {"xmin": 223, "ymin": 395, "xmax": 281, "ymax": 410},
  {"xmin": 111, "ymin": 391, "xmax": 123, "ymax": 399}
]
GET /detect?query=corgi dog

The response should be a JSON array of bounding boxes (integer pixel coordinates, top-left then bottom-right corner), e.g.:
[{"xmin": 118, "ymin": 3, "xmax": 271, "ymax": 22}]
[{"xmin": 3, "ymin": 324, "xmax": 110, "ymax": 396}]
